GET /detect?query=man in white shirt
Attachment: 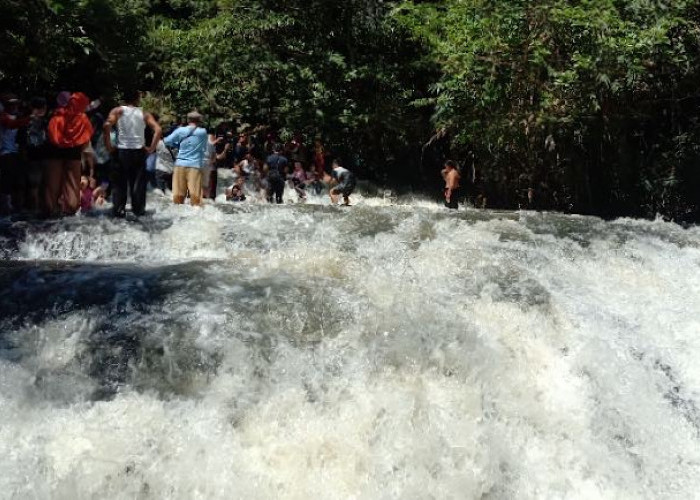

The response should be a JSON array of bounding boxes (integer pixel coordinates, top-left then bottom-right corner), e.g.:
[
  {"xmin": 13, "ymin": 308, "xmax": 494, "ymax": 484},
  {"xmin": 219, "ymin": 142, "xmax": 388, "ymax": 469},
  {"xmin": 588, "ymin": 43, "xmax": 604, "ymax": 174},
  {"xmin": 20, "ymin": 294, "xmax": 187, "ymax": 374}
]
[{"xmin": 103, "ymin": 89, "xmax": 161, "ymax": 217}]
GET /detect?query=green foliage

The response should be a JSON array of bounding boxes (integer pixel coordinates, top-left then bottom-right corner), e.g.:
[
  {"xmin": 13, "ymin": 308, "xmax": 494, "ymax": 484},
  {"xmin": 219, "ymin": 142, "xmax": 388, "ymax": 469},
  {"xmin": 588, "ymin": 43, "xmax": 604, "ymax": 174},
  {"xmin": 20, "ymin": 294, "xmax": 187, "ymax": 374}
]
[
  {"xmin": 2, "ymin": 0, "xmax": 700, "ymax": 219},
  {"xmin": 396, "ymin": 0, "xmax": 700, "ymax": 219},
  {"xmin": 147, "ymin": 0, "xmax": 432, "ymax": 180},
  {"xmin": 0, "ymin": 0, "xmax": 149, "ymax": 95}
]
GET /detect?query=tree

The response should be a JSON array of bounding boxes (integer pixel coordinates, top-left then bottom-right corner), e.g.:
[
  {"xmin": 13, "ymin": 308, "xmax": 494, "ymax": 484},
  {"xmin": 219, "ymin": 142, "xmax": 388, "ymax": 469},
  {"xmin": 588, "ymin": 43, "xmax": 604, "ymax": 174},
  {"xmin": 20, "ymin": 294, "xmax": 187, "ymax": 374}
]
[
  {"xmin": 147, "ymin": 0, "xmax": 433, "ymax": 182},
  {"xmin": 396, "ymin": 0, "xmax": 700, "ymax": 219},
  {"xmin": 0, "ymin": 0, "xmax": 149, "ymax": 96}
]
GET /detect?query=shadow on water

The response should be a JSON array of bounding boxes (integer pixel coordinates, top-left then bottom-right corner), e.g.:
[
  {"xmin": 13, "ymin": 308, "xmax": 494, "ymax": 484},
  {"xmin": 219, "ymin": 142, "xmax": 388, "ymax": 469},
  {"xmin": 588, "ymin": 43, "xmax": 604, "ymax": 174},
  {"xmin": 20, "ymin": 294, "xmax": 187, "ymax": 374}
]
[
  {"xmin": 652, "ymin": 358, "xmax": 700, "ymax": 437},
  {"xmin": 0, "ymin": 261, "xmax": 174, "ymax": 326},
  {"xmin": 0, "ymin": 258, "xmax": 359, "ymax": 405},
  {"xmin": 0, "ymin": 261, "xmax": 216, "ymax": 402}
]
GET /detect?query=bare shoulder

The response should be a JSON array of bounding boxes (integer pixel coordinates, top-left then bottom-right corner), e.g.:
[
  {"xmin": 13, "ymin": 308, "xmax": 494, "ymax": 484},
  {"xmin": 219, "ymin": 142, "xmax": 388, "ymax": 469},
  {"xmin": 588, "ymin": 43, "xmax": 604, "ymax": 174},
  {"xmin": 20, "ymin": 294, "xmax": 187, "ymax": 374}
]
[
  {"xmin": 143, "ymin": 111, "xmax": 158, "ymax": 126},
  {"xmin": 107, "ymin": 106, "xmax": 123, "ymax": 119}
]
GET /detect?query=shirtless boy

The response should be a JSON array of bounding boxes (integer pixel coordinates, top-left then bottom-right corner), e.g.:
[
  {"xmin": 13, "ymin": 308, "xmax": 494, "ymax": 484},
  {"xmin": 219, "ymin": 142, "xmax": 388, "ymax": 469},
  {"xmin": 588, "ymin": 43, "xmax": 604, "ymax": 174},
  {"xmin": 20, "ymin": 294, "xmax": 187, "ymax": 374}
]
[{"xmin": 442, "ymin": 160, "xmax": 461, "ymax": 210}]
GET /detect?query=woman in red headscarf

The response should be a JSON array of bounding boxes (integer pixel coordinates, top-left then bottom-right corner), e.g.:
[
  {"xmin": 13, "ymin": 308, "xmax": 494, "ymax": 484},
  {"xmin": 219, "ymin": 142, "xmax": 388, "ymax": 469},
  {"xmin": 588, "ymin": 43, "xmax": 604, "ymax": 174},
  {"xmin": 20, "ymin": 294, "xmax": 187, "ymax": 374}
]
[{"xmin": 44, "ymin": 92, "xmax": 93, "ymax": 216}]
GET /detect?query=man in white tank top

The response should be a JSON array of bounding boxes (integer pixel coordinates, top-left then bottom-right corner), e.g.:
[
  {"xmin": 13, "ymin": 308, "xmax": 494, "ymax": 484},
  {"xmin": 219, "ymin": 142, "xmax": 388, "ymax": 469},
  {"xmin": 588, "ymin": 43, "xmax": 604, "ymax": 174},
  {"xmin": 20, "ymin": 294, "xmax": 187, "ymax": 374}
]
[{"xmin": 103, "ymin": 89, "xmax": 161, "ymax": 217}]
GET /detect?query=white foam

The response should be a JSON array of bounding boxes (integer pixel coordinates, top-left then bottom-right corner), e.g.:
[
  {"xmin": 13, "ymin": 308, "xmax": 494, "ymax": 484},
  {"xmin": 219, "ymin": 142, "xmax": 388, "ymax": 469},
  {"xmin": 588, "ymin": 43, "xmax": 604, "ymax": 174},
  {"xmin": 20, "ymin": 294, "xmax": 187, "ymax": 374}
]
[{"xmin": 1, "ymin": 191, "xmax": 699, "ymax": 498}]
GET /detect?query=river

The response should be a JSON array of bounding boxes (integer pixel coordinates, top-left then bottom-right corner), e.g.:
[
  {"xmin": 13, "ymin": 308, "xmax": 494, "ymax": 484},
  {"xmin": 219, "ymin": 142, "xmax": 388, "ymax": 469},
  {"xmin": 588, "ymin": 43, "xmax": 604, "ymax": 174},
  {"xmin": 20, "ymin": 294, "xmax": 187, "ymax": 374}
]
[{"xmin": 1, "ymin": 184, "xmax": 699, "ymax": 499}]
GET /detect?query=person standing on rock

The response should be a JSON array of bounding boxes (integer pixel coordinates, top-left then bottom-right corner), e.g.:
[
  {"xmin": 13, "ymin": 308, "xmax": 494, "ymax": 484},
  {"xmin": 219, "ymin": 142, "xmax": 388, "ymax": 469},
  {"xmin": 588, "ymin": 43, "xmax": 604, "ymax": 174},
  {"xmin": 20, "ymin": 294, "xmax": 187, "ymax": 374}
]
[
  {"xmin": 164, "ymin": 111, "xmax": 208, "ymax": 206},
  {"xmin": 442, "ymin": 160, "xmax": 461, "ymax": 210},
  {"xmin": 265, "ymin": 143, "xmax": 288, "ymax": 204},
  {"xmin": 45, "ymin": 92, "xmax": 93, "ymax": 217},
  {"xmin": 103, "ymin": 90, "xmax": 162, "ymax": 217},
  {"xmin": 0, "ymin": 94, "xmax": 32, "ymax": 213}
]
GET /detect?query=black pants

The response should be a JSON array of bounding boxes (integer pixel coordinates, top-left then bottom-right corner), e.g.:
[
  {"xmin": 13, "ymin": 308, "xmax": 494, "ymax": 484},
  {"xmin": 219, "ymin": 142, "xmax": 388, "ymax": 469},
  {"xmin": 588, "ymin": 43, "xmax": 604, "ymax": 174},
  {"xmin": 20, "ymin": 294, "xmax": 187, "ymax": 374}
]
[
  {"xmin": 445, "ymin": 188, "xmax": 459, "ymax": 210},
  {"xmin": 208, "ymin": 168, "xmax": 218, "ymax": 199},
  {"xmin": 0, "ymin": 153, "xmax": 26, "ymax": 211},
  {"xmin": 155, "ymin": 170, "xmax": 172, "ymax": 192},
  {"xmin": 267, "ymin": 175, "xmax": 284, "ymax": 204},
  {"xmin": 95, "ymin": 161, "xmax": 111, "ymax": 184},
  {"xmin": 112, "ymin": 149, "xmax": 147, "ymax": 217},
  {"xmin": 146, "ymin": 170, "xmax": 156, "ymax": 189},
  {"xmin": 0, "ymin": 153, "xmax": 21, "ymax": 195}
]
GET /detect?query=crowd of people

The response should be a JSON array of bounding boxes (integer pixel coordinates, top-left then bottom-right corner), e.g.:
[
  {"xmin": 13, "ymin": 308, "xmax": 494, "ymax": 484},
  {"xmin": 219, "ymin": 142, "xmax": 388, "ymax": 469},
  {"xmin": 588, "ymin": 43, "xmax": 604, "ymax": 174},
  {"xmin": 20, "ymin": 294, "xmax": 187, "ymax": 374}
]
[{"xmin": 0, "ymin": 90, "xmax": 359, "ymax": 218}]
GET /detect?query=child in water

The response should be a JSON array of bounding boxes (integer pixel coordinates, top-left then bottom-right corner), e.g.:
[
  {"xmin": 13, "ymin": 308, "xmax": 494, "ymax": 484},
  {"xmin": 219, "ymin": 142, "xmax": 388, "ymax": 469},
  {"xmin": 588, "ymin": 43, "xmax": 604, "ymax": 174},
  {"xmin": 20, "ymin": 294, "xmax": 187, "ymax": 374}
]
[
  {"xmin": 225, "ymin": 176, "xmax": 247, "ymax": 202},
  {"xmin": 289, "ymin": 161, "xmax": 307, "ymax": 201},
  {"xmin": 80, "ymin": 176, "xmax": 106, "ymax": 212},
  {"xmin": 307, "ymin": 171, "xmax": 324, "ymax": 195},
  {"xmin": 80, "ymin": 176, "xmax": 93, "ymax": 212},
  {"xmin": 92, "ymin": 179, "xmax": 107, "ymax": 207}
]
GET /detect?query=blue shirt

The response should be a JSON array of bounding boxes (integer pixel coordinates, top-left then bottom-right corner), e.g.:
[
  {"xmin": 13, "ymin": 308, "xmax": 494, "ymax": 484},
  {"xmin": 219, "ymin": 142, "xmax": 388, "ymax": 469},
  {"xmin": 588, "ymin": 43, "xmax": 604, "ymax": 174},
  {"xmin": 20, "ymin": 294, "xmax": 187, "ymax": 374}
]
[
  {"xmin": 0, "ymin": 113, "xmax": 20, "ymax": 155},
  {"xmin": 164, "ymin": 126, "xmax": 208, "ymax": 168}
]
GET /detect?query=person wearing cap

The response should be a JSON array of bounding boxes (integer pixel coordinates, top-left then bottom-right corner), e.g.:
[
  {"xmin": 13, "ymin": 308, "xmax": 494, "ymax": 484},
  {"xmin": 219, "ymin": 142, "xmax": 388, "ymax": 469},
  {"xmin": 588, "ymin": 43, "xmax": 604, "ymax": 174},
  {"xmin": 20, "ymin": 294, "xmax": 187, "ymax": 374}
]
[
  {"xmin": 0, "ymin": 94, "xmax": 31, "ymax": 213},
  {"xmin": 103, "ymin": 89, "xmax": 161, "ymax": 217},
  {"xmin": 163, "ymin": 111, "xmax": 208, "ymax": 206}
]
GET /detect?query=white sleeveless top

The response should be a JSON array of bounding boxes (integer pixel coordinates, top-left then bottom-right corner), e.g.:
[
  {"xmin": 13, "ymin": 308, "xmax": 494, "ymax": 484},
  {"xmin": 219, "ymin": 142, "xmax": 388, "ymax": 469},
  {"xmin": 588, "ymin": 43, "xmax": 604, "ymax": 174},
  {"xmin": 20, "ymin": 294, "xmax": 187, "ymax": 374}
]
[{"xmin": 116, "ymin": 106, "xmax": 146, "ymax": 149}]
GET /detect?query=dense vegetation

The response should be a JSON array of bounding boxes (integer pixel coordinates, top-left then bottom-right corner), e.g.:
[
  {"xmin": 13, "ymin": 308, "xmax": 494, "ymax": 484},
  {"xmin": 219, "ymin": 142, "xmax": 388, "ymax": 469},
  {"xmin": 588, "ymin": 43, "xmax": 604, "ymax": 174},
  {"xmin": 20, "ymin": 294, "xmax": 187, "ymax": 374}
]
[{"xmin": 2, "ymin": 0, "xmax": 699, "ymax": 221}]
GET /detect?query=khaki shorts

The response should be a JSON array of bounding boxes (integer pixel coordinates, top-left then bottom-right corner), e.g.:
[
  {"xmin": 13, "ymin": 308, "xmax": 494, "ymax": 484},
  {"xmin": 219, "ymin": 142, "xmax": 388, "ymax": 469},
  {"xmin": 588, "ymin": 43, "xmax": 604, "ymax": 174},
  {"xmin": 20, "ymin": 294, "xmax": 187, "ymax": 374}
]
[{"xmin": 172, "ymin": 166, "xmax": 203, "ymax": 205}]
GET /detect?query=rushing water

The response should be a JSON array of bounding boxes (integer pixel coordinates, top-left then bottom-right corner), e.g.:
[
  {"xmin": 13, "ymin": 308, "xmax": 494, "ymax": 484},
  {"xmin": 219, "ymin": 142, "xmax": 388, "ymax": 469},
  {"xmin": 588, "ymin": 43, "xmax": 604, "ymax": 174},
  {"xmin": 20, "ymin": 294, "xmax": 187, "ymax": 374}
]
[{"xmin": 1, "ymin": 179, "xmax": 700, "ymax": 499}]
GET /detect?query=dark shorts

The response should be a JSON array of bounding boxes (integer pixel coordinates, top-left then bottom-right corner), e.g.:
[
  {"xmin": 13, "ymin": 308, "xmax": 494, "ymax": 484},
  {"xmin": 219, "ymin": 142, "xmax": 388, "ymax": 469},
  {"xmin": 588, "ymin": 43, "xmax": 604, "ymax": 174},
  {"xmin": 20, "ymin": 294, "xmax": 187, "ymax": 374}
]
[
  {"xmin": 333, "ymin": 177, "xmax": 356, "ymax": 197},
  {"xmin": 445, "ymin": 188, "xmax": 460, "ymax": 209}
]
